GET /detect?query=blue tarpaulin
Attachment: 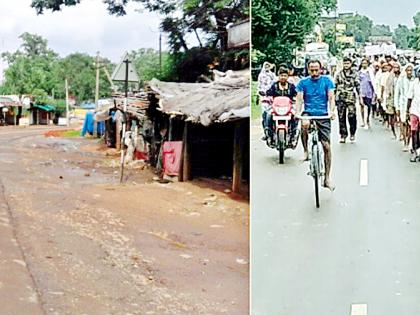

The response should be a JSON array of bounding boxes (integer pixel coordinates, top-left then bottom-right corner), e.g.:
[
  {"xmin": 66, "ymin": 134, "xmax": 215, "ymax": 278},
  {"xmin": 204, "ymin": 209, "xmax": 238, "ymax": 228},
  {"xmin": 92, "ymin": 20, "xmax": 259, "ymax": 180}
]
[
  {"xmin": 81, "ymin": 111, "xmax": 105, "ymax": 136},
  {"xmin": 33, "ymin": 104, "xmax": 56, "ymax": 112},
  {"xmin": 80, "ymin": 103, "xmax": 96, "ymax": 110}
]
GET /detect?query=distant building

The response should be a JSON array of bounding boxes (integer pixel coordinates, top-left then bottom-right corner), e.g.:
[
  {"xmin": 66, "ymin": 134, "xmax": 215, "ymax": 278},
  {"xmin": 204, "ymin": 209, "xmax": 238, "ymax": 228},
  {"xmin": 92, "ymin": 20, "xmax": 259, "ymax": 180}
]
[
  {"xmin": 338, "ymin": 12, "xmax": 354, "ymax": 19},
  {"xmin": 337, "ymin": 35, "xmax": 355, "ymax": 45},
  {"xmin": 368, "ymin": 35, "xmax": 394, "ymax": 44}
]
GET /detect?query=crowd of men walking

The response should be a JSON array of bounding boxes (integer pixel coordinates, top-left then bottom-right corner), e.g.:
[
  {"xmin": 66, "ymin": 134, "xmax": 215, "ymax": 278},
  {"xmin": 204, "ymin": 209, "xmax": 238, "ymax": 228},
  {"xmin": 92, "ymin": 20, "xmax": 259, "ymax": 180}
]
[{"xmin": 258, "ymin": 54, "xmax": 420, "ymax": 162}]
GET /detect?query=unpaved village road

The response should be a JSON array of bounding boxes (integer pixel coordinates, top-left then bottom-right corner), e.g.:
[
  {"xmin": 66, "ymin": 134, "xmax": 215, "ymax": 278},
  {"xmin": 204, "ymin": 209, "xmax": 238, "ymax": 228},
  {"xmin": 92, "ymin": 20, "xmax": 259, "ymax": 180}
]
[{"xmin": 0, "ymin": 126, "xmax": 249, "ymax": 315}]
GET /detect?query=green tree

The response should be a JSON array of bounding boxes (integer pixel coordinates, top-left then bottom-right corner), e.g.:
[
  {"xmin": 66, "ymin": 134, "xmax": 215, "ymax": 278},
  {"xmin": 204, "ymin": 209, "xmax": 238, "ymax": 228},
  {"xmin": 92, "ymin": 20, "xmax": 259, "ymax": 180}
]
[
  {"xmin": 1, "ymin": 34, "xmax": 59, "ymax": 100},
  {"xmin": 322, "ymin": 23, "xmax": 338, "ymax": 55},
  {"xmin": 393, "ymin": 24, "xmax": 413, "ymax": 49},
  {"xmin": 0, "ymin": 34, "xmax": 113, "ymax": 103},
  {"xmin": 53, "ymin": 53, "xmax": 113, "ymax": 102},
  {"xmin": 131, "ymin": 48, "xmax": 177, "ymax": 85},
  {"xmin": 342, "ymin": 14, "xmax": 373, "ymax": 43},
  {"xmin": 252, "ymin": 0, "xmax": 337, "ymax": 66},
  {"xmin": 371, "ymin": 24, "xmax": 392, "ymax": 36},
  {"xmin": 409, "ymin": 11, "xmax": 420, "ymax": 49},
  {"xmin": 31, "ymin": 0, "xmax": 249, "ymax": 82},
  {"xmin": 414, "ymin": 11, "xmax": 420, "ymax": 27},
  {"xmin": 31, "ymin": 0, "xmax": 248, "ymax": 53}
]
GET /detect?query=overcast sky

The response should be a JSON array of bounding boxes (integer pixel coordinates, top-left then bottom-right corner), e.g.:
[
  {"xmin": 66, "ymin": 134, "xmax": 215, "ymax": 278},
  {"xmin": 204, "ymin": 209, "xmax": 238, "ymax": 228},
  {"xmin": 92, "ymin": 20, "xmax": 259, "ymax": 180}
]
[
  {"xmin": 0, "ymin": 0, "xmax": 178, "ymax": 79},
  {"xmin": 338, "ymin": 0, "xmax": 417, "ymax": 29}
]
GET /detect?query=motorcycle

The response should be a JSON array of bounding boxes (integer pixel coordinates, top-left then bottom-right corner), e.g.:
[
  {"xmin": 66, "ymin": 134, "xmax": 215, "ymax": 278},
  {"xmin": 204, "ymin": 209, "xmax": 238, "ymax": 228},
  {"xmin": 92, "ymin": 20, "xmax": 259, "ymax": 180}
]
[{"xmin": 265, "ymin": 96, "xmax": 300, "ymax": 164}]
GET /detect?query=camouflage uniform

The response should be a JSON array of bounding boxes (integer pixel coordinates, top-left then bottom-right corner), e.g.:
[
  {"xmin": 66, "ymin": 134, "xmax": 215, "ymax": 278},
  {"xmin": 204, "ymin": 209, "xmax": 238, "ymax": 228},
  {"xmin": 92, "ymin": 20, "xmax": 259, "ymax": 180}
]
[{"xmin": 335, "ymin": 69, "xmax": 361, "ymax": 138}]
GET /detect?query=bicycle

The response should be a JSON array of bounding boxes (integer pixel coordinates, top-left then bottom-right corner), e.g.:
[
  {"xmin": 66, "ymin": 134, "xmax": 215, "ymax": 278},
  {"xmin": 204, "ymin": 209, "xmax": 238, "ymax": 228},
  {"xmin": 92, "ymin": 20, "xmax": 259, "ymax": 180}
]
[{"xmin": 296, "ymin": 114, "xmax": 331, "ymax": 208}]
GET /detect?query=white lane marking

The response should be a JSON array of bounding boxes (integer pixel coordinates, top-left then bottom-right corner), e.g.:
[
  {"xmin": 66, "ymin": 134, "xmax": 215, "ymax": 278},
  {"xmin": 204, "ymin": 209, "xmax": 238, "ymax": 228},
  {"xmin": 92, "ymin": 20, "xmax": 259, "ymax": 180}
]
[
  {"xmin": 351, "ymin": 304, "xmax": 367, "ymax": 315},
  {"xmin": 360, "ymin": 159, "xmax": 368, "ymax": 186}
]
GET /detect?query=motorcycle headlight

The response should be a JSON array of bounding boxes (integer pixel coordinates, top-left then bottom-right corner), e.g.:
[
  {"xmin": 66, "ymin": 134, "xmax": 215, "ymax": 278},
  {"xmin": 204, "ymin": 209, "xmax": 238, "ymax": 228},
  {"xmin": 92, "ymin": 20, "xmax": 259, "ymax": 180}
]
[{"xmin": 274, "ymin": 106, "xmax": 290, "ymax": 116}]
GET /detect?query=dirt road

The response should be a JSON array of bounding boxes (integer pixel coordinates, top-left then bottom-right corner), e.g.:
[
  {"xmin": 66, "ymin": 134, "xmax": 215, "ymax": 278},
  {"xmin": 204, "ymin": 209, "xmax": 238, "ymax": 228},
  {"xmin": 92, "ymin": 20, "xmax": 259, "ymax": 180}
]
[{"xmin": 0, "ymin": 126, "xmax": 249, "ymax": 315}]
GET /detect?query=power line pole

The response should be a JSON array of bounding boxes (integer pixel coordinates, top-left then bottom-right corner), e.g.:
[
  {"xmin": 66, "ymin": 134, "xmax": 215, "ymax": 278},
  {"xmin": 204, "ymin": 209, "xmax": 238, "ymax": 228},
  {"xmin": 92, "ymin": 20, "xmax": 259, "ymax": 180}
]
[
  {"xmin": 335, "ymin": 8, "xmax": 338, "ymax": 54},
  {"xmin": 95, "ymin": 51, "xmax": 100, "ymax": 110},
  {"xmin": 94, "ymin": 51, "xmax": 100, "ymax": 137},
  {"xmin": 119, "ymin": 57, "xmax": 130, "ymax": 183},
  {"xmin": 65, "ymin": 78, "xmax": 69, "ymax": 127},
  {"xmin": 102, "ymin": 66, "xmax": 116, "ymax": 91},
  {"xmin": 159, "ymin": 33, "xmax": 162, "ymax": 75}
]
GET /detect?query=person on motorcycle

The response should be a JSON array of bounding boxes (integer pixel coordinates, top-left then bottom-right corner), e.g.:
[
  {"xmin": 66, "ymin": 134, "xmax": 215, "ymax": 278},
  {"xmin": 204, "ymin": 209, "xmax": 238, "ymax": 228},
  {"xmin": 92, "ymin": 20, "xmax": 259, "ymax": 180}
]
[
  {"xmin": 258, "ymin": 62, "xmax": 276, "ymax": 140},
  {"xmin": 265, "ymin": 66, "xmax": 298, "ymax": 146},
  {"xmin": 296, "ymin": 59, "xmax": 336, "ymax": 191}
]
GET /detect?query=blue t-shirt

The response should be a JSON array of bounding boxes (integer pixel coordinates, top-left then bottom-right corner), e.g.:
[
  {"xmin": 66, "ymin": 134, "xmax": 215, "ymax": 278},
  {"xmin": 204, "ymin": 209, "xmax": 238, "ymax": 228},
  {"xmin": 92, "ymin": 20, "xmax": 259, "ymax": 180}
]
[{"xmin": 296, "ymin": 75, "xmax": 335, "ymax": 116}]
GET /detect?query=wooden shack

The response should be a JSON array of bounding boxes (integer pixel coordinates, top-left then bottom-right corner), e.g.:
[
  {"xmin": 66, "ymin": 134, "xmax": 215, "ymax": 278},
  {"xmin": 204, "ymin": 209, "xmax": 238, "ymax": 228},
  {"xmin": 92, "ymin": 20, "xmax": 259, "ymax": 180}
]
[
  {"xmin": 0, "ymin": 96, "xmax": 23, "ymax": 126},
  {"xmin": 146, "ymin": 69, "xmax": 249, "ymax": 193},
  {"xmin": 29, "ymin": 104, "xmax": 56, "ymax": 125}
]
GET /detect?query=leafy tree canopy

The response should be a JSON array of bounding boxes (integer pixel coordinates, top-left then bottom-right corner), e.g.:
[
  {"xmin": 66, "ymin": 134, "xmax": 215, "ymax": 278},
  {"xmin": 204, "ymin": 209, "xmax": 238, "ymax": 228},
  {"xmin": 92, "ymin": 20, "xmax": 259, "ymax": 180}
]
[
  {"xmin": 252, "ymin": 0, "xmax": 337, "ymax": 66},
  {"xmin": 31, "ymin": 0, "xmax": 248, "ymax": 53},
  {"xmin": 30, "ymin": 0, "xmax": 249, "ymax": 82}
]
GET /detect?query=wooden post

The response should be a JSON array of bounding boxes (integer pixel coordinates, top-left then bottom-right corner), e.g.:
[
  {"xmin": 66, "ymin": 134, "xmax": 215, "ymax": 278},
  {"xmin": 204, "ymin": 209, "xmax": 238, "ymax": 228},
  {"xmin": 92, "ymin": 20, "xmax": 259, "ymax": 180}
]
[
  {"xmin": 232, "ymin": 121, "xmax": 244, "ymax": 193},
  {"xmin": 182, "ymin": 121, "xmax": 192, "ymax": 181},
  {"xmin": 13, "ymin": 109, "xmax": 16, "ymax": 126},
  {"xmin": 178, "ymin": 120, "xmax": 185, "ymax": 182},
  {"xmin": 116, "ymin": 120, "xmax": 122, "ymax": 150},
  {"xmin": 168, "ymin": 117, "xmax": 173, "ymax": 141}
]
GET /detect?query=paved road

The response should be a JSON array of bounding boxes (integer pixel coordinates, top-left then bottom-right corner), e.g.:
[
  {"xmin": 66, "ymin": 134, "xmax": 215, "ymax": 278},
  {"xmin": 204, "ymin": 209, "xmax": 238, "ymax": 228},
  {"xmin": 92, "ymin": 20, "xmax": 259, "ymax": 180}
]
[{"xmin": 251, "ymin": 117, "xmax": 420, "ymax": 315}]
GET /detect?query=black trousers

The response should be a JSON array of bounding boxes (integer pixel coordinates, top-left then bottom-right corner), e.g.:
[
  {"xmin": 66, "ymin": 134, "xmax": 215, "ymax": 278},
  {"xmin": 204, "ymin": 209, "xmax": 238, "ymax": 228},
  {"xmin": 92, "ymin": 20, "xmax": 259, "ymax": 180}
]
[
  {"xmin": 362, "ymin": 97, "xmax": 372, "ymax": 123},
  {"xmin": 338, "ymin": 101, "xmax": 357, "ymax": 137}
]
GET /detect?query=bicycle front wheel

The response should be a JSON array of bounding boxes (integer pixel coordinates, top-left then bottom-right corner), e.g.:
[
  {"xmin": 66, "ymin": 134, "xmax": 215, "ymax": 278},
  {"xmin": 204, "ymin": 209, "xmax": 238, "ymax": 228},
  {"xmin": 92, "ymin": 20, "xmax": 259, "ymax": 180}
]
[{"xmin": 311, "ymin": 144, "xmax": 320, "ymax": 208}]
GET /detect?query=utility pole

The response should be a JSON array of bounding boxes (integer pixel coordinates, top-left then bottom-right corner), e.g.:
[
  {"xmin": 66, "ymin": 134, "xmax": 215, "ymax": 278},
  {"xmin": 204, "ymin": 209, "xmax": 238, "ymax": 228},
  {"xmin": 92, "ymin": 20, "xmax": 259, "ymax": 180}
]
[
  {"xmin": 94, "ymin": 51, "xmax": 100, "ymax": 137},
  {"xmin": 65, "ymin": 78, "xmax": 69, "ymax": 127},
  {"xmin": 95, "ymin": 51, "xmax": 100, "ymax": 110},
  {"xmin": 102, "ymin": 66, "xmax": 116, "ymax": 91},
  {"xmin": 334, "ymin": 8, "xmax": 338, "ymax": 54},
  {"xmin": 159, "ymin": 33, "xmax": 162, "ymax": 75},
  {"xmin": 119, "ymin": 57, "xmax": 130, "ymax": 183}
]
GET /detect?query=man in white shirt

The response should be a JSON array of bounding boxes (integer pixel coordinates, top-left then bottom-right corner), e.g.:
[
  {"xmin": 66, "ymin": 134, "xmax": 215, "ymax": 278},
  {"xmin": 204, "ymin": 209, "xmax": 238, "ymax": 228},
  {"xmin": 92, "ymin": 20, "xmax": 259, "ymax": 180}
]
[
  {"xmin": 374, "ymin": 61, "xmax": 386, "ymax": 120},
  {"xmin": 407, "ymin": 69, "xmax": 420, "ymax": 162},
  {"xmin": 394, "ymin": 64, "xmax": 415, "ymax": 151},
  {"xmin": 378, "ymin": 62, "xmax": 392, "ymax": 128},
  {"xmin": 258, "ymin": 62, "xmax": 276, "ymax": 140}
]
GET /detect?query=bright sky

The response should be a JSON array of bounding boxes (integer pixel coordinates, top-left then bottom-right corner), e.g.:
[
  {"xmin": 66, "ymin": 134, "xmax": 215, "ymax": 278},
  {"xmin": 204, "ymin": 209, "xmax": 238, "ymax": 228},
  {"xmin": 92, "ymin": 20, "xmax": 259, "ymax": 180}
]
[
  {"xmin": 338, "ymin": 0, "xmax": 417, "ymax": 29},
  {"xmin": 0, "ymin": 0, "xmax": 182, "ymax": 80}
]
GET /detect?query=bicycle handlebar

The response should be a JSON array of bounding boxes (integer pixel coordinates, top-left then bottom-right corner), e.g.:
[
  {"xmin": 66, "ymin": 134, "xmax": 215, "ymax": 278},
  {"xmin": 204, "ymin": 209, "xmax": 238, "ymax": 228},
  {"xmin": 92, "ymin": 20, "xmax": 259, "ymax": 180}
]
[{"xmin": 295, "ymin": 114, "xmax": 332, "ymax": 120}]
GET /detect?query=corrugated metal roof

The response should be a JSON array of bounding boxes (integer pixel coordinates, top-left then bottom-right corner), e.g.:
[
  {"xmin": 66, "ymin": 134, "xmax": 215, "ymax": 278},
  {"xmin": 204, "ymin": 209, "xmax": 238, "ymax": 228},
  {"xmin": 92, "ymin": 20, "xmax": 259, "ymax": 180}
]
[
  {"xmin": 147, "ymin": 70, "xmax": 249, "ymax": 126},
  {"xmin": 33, "ymin": 104, "xmax": 56, "ymax": 112}
]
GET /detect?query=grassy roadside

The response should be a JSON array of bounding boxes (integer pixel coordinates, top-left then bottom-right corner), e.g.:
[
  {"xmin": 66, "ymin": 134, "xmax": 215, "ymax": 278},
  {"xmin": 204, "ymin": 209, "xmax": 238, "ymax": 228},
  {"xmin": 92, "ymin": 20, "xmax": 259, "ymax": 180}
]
[
  {"xmin": 44, "ymin": 129, "xmax": 82, "ymax": 138},
  {"xmin": 251, "ymin": 80, "xmax": 260, "ymax": 121}
]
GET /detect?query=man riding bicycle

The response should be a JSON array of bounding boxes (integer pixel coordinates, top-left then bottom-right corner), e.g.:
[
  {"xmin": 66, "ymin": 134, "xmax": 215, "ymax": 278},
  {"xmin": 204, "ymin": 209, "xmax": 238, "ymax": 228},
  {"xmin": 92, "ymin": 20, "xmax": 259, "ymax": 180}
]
[{"xmin": 296, "ymin": 59, "xmax": 336, "ymax": 191}]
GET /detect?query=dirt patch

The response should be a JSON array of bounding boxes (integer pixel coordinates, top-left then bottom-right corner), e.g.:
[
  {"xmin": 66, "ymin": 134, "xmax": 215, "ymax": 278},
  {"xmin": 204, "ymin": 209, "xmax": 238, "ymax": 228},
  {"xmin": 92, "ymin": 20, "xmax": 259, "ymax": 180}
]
[
  {"xmin": 44, "ymin": 129, "xmax": 81, "ymax": 138},
  {"xmin": 0, "ymin": 127, "xmax": 249, "ymax": 314}
]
